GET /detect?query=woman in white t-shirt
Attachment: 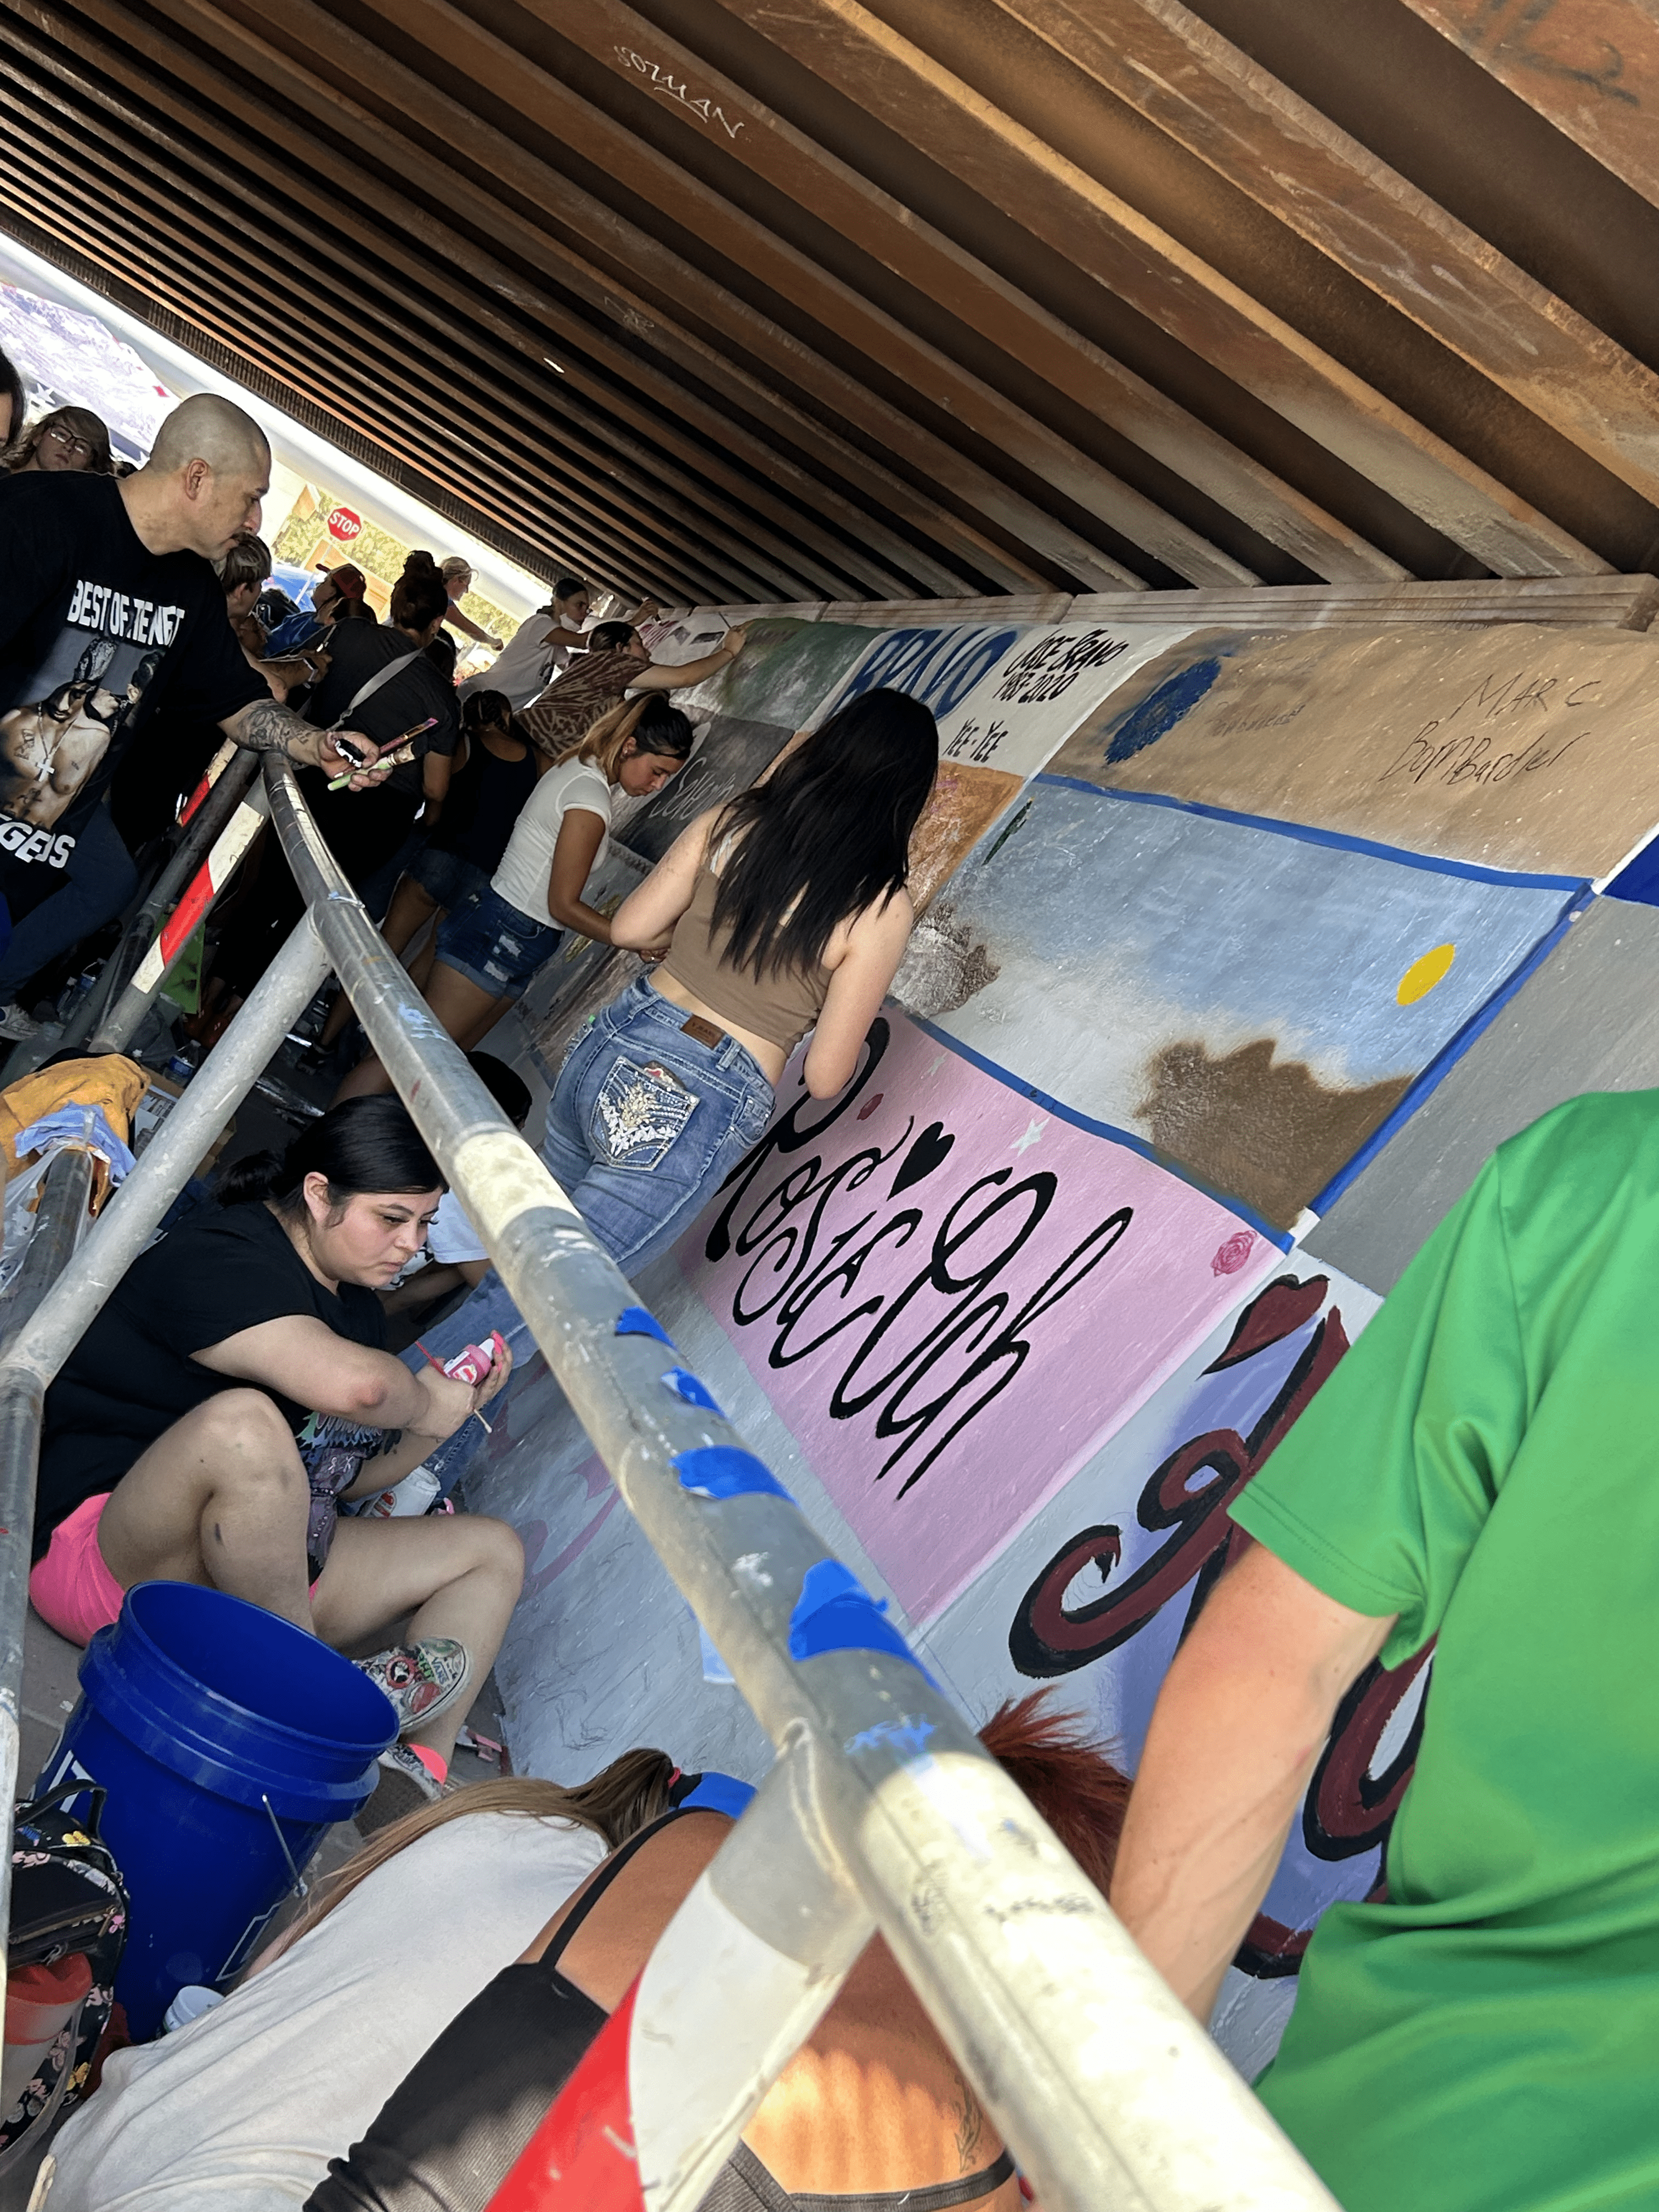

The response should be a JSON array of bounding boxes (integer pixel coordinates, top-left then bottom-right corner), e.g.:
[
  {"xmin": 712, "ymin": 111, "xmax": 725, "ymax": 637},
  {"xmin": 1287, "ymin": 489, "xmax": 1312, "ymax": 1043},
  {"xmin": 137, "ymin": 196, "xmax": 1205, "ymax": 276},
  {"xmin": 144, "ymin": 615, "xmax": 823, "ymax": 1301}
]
[
  {"xmin": 456, "ymin": 579, "xmax": 665, "ymax": 710},
  {"xmin": 334, "ymin": 695, "xmax": 693, "ymax": 1100},
  {"xmin": 41, "ymin": 1752, "xmax": 698, "ymax": 2212}
]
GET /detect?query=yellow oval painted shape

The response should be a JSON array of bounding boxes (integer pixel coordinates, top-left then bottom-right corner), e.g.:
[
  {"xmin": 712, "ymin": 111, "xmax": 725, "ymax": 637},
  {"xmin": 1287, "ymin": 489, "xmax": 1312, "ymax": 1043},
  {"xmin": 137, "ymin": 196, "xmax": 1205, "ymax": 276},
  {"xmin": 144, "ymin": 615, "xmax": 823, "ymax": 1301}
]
[{"xmin": 1397, "ymin": 943, "xmax": 1455, "ymax": 1005}]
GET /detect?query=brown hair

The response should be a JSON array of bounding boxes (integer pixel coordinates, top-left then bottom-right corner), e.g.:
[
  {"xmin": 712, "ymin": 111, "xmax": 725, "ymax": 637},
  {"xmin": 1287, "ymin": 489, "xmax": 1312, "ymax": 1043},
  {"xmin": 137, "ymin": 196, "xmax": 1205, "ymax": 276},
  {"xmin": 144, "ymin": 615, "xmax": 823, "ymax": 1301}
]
[
  {"xmin": 979, "ymin": 1689, "xmax": 1130, "ymax": 1897},
  {"xmin": 261, "ymin": 1749, "xmax": 678, "ymax": 1965},
  {"xmin": 391, "ymin": 549, "xmax": 449, "ymax": 633},
  {"xmin": 220, "ymin": 532, "xmax": 272, "ymax": 598},
  {"xmin": 567, "ymin": 693, "xmax": 693, "ymax": 782},
  {"xmin": 5, "ymin": 403, "xmax": 114, "ymax": 475}
]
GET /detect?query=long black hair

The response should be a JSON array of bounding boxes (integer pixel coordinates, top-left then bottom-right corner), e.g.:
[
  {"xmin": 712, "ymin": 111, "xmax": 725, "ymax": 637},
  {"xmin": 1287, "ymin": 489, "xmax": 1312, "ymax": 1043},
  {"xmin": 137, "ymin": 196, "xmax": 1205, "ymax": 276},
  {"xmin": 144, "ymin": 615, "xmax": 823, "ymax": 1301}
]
[
  {"xmin": 217, "ymin": 1097, "xmax": 444, "ymax": 1216},
  {"xmin": 710, "ymin": 687, "xmax": 937, "ymax": 980}
]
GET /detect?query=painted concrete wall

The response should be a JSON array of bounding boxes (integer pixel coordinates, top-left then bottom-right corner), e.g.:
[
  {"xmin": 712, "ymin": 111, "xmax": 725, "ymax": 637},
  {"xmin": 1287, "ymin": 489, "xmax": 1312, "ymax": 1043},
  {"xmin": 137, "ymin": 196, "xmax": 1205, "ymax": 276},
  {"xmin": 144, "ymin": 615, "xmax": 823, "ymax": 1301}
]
[{"xmin": 444, "ymin": 602, "xmax": 1659, "ymax": 2074}]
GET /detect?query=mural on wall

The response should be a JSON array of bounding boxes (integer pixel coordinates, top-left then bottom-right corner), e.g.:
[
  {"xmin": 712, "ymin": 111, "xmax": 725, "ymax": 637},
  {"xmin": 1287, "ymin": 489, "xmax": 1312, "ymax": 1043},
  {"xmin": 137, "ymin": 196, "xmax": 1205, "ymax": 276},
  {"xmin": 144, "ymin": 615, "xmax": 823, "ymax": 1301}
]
[
  {"xmin": 676, "ymin": 616, "xmax": 883, "ymax": 730},
  {"xmin": 900, "ymin": 779, "xmax": 1581, "ymax": 1231},
  {"xmin": 1062, "ymin": 623, "xmax": 1659, "ymax": 881},
  {"xmin": 679, "ymin": 1009, "xmax": 1277, "ymax": 1623},
  {"xmin": 466, "ymin": 602, "xmax": 1653, "ymax": 2079},
  {"xmin": 912, "ymin": 1259, "xmax": 1434, "ymax": 2081}
]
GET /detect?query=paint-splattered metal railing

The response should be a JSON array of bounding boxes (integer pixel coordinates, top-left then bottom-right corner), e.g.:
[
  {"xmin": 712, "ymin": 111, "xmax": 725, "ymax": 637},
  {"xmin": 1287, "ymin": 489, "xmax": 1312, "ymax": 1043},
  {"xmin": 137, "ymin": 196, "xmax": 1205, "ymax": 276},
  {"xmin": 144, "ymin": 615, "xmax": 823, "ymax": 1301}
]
[{"xmin": 0, "ymin": 757, "xmax": 1340, "ymax": 2212}]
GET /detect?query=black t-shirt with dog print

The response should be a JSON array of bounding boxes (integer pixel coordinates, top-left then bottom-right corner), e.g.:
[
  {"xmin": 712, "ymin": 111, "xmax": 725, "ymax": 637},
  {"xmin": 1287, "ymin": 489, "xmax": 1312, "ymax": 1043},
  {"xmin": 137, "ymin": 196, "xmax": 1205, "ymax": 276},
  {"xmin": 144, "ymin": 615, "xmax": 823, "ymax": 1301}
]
[{"xmin": 0, "ymin": 471, "xmax": 266, "ymax": 918}]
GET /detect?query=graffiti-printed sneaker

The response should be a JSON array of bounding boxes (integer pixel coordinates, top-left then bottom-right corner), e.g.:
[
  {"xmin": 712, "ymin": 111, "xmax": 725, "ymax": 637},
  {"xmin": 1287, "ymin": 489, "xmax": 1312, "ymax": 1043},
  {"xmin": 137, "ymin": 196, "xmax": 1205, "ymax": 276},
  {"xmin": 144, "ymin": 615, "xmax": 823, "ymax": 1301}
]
[{"xmin": 354, "ymin": 1638, "xmax": 471, "ymax": 1737}]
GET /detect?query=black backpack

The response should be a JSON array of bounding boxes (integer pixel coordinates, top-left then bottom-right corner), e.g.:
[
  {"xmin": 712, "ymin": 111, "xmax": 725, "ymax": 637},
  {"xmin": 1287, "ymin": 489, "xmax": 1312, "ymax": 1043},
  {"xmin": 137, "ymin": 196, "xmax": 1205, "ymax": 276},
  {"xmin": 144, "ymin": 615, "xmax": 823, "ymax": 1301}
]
[{"xmin": 0, "ymin": 1781, "xmax": 129, "ymax": 2169}]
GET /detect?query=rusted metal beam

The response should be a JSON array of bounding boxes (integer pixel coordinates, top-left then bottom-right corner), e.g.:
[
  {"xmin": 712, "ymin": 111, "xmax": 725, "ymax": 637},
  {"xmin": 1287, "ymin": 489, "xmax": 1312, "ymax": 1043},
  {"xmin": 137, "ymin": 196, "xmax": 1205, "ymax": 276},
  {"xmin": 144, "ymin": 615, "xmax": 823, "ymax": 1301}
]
[
  {"xmin": 1, "ymin": 0, "xmax": 956, "ymax": 600},
  {"xmin": 364, "ymin": 0, "xmax": 1249, "ymax": 588},
  {"xmin": 992, "ymin": 0, "xmax": 1659, "ymax": 512},
  {"xmin": 1401, "ymin": 0, "xmax": 1659, "ymax": 209},
  {"xmin": 174, "ymin": 0, "xmax": 1104, "ymax": 590},
  {"xmin": 712, "ymin": 0, "xmax": 1610, "ymax": 576},
  {"xmin": 561, "ymin": 0, "xmax": 1401, "ymax": 584},
  {"xmin": 147, "ymin": 0, "xmax": 1018, "ymax": 593}
]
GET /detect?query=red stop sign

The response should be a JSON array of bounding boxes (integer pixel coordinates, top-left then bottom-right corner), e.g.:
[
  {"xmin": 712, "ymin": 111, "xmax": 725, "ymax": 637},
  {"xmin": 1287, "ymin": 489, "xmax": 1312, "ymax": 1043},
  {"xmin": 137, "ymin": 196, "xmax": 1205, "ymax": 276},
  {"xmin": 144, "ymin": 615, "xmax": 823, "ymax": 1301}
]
[{"xmin": 326, "ymin": 505, "xmax": 363, "ymax": 542}]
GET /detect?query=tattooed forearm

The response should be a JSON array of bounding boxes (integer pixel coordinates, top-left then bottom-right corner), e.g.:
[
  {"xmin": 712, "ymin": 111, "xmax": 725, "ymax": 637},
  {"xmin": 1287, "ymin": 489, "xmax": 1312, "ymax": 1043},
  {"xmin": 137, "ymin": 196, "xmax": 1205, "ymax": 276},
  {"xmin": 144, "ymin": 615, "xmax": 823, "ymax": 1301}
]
[
  {"xmin": 951, "ymin": 2066, "xmax": 985, "ymax": 2172},
  {"xmin": 222, "ymin": 696, "xmax": 314, "ymax": 758}
]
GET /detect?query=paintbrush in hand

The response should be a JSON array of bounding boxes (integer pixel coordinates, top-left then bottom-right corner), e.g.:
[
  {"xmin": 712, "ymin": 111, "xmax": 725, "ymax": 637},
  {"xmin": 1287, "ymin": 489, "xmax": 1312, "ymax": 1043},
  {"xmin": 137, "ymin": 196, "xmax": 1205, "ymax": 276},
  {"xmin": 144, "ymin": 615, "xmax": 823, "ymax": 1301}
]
[{"xmin": 328, "ymin": 716, "xmax": 438, "ymax": 789}]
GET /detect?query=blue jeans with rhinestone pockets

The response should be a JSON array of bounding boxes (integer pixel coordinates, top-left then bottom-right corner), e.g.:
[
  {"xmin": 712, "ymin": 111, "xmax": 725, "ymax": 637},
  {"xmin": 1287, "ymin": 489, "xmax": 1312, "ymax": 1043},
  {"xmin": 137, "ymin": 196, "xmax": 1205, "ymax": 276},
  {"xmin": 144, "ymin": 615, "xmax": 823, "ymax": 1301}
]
[{"xmin": 541, "ymin": 973, "xmax": 776, "ymax": 1276}]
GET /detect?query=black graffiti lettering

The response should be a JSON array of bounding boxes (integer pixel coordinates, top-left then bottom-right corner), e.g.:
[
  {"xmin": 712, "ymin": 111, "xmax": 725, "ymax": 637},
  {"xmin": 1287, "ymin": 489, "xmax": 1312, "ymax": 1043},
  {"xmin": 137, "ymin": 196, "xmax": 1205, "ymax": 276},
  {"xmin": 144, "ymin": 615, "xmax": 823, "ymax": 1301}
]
[
  {"xmin": 703, "ymin": 1020, "xmax": 894, "ymax": 1264},
  {"xmin": 875, "ymin": 1203, "xmax": 1135, "ymax": 1497},
  {"xmin": 705, "ymin": 1018, "xmax": 1138, "ymax": 1494}
]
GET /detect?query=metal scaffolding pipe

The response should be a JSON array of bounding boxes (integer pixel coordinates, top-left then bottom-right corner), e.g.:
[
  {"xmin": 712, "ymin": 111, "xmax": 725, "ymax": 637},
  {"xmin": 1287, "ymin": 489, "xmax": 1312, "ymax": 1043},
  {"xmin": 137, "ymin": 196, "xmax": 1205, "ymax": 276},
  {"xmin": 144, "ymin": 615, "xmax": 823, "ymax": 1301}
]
[
  {"xmin": 0, "ymin": 918, "xmax": 333, "ymax": 2016},
  {"xmin": 260, "ymin": 756, "xmax": 1338, "ymax": 2212}
]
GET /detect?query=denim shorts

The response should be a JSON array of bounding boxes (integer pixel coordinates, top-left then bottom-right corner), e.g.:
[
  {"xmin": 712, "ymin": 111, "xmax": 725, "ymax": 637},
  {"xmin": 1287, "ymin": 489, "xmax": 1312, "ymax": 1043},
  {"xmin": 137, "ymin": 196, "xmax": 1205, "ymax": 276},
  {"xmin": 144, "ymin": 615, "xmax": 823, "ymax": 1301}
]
[
  {"xmin": 434, "ymin": 882, "xmax": 562, "ymax": 1001},
  {"xmin": 541, "ymin": 973, "xmax": 776, "ymax": 1276},
  {"xmin": 407, "ymin": 844, "xmax": 490, "ymax": 914}
]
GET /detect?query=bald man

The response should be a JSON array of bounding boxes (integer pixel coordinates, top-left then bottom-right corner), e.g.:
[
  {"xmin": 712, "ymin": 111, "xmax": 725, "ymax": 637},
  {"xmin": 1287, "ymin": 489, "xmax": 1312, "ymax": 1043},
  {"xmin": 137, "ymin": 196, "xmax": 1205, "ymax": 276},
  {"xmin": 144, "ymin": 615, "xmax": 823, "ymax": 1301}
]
[{"xmin": 0, "ymin": 394, "xmax": 385, "ymax": 1011}]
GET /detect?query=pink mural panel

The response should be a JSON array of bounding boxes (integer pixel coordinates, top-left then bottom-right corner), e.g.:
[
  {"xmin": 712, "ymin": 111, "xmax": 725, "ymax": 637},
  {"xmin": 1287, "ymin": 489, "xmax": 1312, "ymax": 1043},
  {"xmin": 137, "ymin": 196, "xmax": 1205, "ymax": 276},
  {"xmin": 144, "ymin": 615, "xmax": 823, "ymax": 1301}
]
[{"xmin": 680, "ymin": 1010, "xmax": 1275, "ymax": 1621}]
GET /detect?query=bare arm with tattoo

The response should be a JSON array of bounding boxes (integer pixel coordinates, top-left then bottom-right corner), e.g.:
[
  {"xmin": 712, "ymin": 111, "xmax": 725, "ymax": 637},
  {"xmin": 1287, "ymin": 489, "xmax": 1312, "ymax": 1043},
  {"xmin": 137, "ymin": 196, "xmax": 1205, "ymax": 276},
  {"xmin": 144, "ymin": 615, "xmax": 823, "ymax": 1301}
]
[{"xmin": 217, "ymin": 695, "xmax": 390, "ymax": 788}]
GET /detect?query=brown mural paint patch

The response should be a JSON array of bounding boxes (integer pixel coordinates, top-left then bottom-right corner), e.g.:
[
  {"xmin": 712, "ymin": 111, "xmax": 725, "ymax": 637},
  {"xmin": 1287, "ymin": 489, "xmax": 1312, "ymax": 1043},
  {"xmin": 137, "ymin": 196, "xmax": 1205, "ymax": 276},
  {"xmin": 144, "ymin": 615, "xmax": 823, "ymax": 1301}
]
[
  {"xmin": 1138, "ymin": 1038, "xmax": 1412, "ymax": 1230},
  {"xmin": 907, "ymin": 761, "xmax": 1023, "ymax": 915}
]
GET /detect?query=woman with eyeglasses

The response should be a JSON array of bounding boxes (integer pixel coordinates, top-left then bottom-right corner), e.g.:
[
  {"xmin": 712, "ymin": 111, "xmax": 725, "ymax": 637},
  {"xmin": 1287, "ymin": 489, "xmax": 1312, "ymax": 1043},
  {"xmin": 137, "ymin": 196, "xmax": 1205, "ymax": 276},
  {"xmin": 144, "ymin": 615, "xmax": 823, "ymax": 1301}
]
[{"xmin": 3, "ymin": 403, "xmax": 114, "ymax": 476}]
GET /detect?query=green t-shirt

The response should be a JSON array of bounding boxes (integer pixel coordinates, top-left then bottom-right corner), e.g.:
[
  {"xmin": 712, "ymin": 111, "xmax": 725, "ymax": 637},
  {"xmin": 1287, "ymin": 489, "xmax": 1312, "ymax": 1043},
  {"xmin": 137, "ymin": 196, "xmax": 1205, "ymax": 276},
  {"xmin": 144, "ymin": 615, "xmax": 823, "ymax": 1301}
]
[{"xmin": 1231, "ymin": 1091, "xmax": 1659, "ymax": 2212}]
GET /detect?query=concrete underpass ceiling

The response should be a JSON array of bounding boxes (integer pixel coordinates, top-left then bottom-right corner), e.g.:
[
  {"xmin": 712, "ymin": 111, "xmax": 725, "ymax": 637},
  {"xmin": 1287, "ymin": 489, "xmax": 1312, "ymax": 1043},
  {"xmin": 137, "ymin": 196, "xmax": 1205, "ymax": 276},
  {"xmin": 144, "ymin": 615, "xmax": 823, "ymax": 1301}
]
[{"xmin": 4, "ymin": 0, "xmax": 1659, "ymax": 601}]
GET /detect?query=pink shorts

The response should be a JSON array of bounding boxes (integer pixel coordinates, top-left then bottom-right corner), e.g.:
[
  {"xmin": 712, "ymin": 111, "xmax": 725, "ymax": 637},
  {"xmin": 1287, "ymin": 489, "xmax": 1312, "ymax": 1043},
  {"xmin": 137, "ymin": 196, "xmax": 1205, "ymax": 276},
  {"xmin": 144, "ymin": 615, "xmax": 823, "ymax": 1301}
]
[{"xmin": 30, "ymin": 1493, "xmax": 125, "ymax": 1646}]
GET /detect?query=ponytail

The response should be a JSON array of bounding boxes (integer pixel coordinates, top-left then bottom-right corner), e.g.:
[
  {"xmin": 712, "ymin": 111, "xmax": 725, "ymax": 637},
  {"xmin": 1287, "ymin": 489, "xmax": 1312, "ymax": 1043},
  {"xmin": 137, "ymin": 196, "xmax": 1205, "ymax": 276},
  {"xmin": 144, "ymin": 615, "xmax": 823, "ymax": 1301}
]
[{"xmin": 217, "ymin": 1096, "xmax": 443, "ymax": 1216}]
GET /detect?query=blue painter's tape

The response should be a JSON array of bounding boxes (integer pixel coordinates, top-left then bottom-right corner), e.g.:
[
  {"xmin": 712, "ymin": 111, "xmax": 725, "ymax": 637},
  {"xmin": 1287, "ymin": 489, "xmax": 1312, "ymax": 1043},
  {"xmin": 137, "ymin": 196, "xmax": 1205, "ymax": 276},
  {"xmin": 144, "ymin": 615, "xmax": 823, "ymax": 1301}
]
[
  {"xmin": 1038, "ymin": 778, "xmax": 1589, "ymax": 893},
  {"xmin": 1307, "ymin": 892, "xmax": 1589, "ymax": 1218},
  {"xmin": 788, "ymin": 1560, "xmax": 932, "ymax": 1680},
  {"xmin": 616, "ymin": 1305, "xmax": 673, "ymax": 1345},
  {"xmin": 697, "ymin": 1622, "xmax": 735, "ymax": 1686},
  {"xmin": 674, "ymin": 1446, "xmax": 791, "ymax": 1503},
  {"xmin": 663, "ymin": 1367, "xmax": 722, "ymax": 1414}
]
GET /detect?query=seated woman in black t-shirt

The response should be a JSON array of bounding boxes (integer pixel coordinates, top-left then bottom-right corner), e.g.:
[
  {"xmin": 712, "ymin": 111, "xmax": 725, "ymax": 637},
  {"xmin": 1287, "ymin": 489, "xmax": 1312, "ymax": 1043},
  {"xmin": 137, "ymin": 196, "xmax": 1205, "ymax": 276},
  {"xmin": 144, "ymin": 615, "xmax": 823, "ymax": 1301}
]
[{"xmin": 32, "ymin": 1098, "xmax": 520, "ymax": 1821}]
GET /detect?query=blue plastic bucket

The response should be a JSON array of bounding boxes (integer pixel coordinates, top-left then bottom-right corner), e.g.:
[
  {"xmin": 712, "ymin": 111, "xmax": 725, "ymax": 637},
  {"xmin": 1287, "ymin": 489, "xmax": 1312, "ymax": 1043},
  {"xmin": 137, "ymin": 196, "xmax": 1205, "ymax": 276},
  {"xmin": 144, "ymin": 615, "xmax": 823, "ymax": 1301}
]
[{"xmin": 36, "ymin": 1582, "xmax": 397, "ymax": 2037}]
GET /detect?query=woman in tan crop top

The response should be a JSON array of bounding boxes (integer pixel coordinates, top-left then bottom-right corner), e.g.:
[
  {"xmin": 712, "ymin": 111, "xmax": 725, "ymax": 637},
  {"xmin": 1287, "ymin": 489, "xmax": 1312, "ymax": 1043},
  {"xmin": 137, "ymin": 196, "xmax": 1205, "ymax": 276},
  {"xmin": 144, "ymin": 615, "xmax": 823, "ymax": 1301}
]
[{"xmin": 540, "ymin": 687, "xmax": 939, "ymax": 1275}]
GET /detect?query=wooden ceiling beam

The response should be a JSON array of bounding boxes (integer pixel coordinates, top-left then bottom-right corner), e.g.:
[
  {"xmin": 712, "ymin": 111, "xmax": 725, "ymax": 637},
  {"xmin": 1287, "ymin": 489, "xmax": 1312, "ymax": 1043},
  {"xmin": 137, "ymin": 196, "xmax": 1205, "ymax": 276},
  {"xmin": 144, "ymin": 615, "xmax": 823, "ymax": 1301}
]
[
  {"xmin": 0, "ymin": 100, "xmax": 719, "ymax": 600},
  {"xmin": 712, "ymin": 0, "xmax": 1610, "ymax": 575},
  {"xmin": 131, "ymin": 0, "xmax": 1022, "ymax": 592},
  {"xmin": 1400, "ymin": 0, "xmax": 1659, "ymax": 210},
  {"xmin": 1, "ymin": 0, "xmax": 945, "ymax": 599},
  {"xmin": 349, "ymin": 0, "xmax": 1249, "ymax": 588},
  {"xmin": 0, "ymin": 126, "xmax": 716, "ymax": 599},
  {"xmin": 0, "ymin": 73, "xmax": 780, "ymax": 601},
  {"xmin": 557, "ymin": 0, "xmax": 1399, "ymax": 583},
  {"xmin": 174, "ymin": 0, "xmax": 1092, "ymax": 590},
  {"xmin": 992, "ymin": 0, "xmax": 1659, "ymax": 511}
]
